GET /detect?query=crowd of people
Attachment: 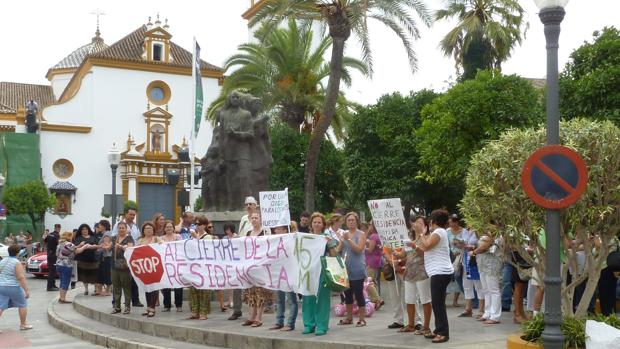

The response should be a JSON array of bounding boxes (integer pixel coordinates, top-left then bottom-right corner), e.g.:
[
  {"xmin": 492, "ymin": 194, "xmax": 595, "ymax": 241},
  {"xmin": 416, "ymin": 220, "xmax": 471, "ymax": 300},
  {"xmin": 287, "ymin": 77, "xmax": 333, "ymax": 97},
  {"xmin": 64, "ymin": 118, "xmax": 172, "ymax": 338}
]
[{"xmin": 1, "ymin": 196, "xmax": 619, "ymax": 342}]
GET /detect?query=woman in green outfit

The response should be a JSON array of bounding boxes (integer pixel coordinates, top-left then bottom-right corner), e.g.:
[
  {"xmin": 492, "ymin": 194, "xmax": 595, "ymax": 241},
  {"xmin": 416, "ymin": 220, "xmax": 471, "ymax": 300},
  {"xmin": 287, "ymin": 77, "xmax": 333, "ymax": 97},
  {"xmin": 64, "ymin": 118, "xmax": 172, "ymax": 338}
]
[
  {"xmin": 188, "ymin": 215, "xmax": 213, "ymax": 320},
  {"xmin": 302, "ymin": 212, "xmax": 340, "ymax": 336}
]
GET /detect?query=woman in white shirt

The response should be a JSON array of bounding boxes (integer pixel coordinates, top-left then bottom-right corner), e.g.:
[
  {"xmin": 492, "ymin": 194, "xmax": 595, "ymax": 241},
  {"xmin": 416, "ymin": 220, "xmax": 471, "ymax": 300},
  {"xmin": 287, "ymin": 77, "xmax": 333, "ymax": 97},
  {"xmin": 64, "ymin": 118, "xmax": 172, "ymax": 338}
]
[{"xmin": 413, "ymin": 209, "xmax": 454, "ymax": 344}]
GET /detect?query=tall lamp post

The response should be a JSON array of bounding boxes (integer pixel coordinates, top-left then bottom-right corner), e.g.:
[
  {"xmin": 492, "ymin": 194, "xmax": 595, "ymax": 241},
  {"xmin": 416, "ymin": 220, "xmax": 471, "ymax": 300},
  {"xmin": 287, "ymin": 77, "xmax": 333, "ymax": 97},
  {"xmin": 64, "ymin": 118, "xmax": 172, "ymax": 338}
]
[
  {"xmin": 533, "ymin": 1, "xmax": 568, "ymax": 348},
  {"xmin": 108, "ymin": 144, "xmax": 121, "ymax": 227}
]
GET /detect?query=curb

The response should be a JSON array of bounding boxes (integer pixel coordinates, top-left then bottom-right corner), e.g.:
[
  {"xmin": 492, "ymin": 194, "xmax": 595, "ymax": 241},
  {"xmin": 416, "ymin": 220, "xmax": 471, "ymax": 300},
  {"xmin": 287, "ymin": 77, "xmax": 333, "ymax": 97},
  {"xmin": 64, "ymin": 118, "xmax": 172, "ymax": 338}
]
[
  {"xmin": 71, "ymin": 295, "xmax": 403, "ymax": 349},
  {"xmin": 47, "ymin": 296, "xmax": 168, "ymax": 349}
]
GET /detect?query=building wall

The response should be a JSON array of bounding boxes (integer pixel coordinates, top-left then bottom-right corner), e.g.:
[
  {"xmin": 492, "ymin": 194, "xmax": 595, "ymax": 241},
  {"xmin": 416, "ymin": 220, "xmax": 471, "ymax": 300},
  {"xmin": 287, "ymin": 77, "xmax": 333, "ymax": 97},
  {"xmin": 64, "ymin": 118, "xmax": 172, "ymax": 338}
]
[
  {"xmin": 50, "ymin": 73, "xmax": 74, "ymax": 98},
  {"xmin": 40, "ymin": 65, "xmax": 220, "ymax": 230}
]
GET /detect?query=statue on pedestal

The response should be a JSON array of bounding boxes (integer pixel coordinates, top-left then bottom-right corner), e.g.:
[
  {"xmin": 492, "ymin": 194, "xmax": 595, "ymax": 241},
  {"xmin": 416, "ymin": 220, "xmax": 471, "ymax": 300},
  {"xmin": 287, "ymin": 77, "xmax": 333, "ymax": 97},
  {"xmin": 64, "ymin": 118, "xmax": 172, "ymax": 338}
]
[
  {"xmin": 201, "ymin": 91, "xmax": 273, "ymax": 211},
  {"xmin": 25, "ymin": 100, "xmax": 39, "ymax": 133}
]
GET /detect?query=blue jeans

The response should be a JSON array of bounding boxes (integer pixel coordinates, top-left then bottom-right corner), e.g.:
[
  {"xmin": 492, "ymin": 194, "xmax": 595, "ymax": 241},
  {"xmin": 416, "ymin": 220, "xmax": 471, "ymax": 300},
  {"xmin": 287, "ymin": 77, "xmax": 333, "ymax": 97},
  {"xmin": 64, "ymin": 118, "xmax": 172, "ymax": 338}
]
[
  {"xmin": 57, "ymin": 265, "xmax": 73, "ymax": 290},
  {"xmin": 276, "ymin": 291, "xmax": 298, "ymax": 329},
  {"xmin": 502, "ymin": 263, "xmax": 513, "ymax": 309}
]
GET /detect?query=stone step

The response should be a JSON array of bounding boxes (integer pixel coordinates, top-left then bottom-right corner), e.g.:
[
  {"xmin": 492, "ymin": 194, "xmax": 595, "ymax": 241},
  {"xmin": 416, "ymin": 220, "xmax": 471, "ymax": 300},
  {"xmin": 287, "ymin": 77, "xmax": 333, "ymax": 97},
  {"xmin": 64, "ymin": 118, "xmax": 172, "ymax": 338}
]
[
  {"xmin": 69, "ymin": 291, "xmax": 513, "ymax": 349},
  {"xmin": 47, "ymin": 292, "xmax": 222, "ymax": 349}
]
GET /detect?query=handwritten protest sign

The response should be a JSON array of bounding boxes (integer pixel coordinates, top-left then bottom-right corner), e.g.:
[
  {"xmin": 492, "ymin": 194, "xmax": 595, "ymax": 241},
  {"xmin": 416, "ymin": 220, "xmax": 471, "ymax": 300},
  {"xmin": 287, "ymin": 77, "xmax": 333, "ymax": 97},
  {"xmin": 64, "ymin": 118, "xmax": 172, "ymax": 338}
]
[
  {"xmin": 368, "ymin": 198, "xmax": 409, "ymax": 249},
  {"xmin": 259, "ymin": 189, "xmax": 291, "ymax": 228},
  {"xmin": 124, "ymin": 233, "xmax": 325, "ymax": 295}
]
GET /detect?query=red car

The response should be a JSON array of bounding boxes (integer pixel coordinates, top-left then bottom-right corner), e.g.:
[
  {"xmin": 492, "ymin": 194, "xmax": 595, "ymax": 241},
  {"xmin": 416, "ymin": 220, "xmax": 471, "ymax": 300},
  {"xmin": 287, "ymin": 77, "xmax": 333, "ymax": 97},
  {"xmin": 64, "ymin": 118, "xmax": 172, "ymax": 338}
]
[{"xmin": 26, "ymin": 252, "xmax": 49, "ymax": 278}]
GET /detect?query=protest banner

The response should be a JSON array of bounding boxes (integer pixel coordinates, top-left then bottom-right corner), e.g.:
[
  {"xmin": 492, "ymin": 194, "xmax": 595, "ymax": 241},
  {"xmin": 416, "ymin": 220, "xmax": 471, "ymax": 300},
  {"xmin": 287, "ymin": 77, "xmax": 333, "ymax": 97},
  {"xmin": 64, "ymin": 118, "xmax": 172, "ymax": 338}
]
[
  {"xmin": 368, "ymin": 198, "xmax": 409, "ymax": 249},
  {"xmin": 124, "ymin": 233, "xmax": 325, "ymax": 295},
  {"xmin": 259, "ymin": 189, "xmax": 291, "ymax": 228}
]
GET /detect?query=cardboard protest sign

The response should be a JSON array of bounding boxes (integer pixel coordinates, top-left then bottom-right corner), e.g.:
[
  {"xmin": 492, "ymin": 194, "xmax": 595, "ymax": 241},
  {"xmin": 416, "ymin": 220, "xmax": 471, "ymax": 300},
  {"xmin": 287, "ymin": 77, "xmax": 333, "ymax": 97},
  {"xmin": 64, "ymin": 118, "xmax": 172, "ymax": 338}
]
[
  {"xmin": 368, "ymin": 198, "xmax": 409, "ymax": 249},
  {"xmin": 124, "ymin": 233, "xmax": 326, "ymax": 295},
  {"xmin": 259, "ymin": 189, "xmax": 291, "ymax": 228}
]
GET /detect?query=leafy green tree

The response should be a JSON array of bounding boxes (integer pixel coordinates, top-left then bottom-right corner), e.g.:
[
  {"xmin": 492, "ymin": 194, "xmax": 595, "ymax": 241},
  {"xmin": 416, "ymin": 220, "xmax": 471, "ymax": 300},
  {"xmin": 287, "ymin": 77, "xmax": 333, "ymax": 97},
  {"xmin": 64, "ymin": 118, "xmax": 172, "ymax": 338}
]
[
  {"xmin": 461, "ymin": 119, "xmax": 620, "ymax": 317},
  {"xmin": 252, "ymin": 0, "xmax": 433, "ymax": 211},
  {"xmin": 344, "ymin": 90, "xmax": 447, "ymax": 215},
  {"xmin": 416, "ymin": 71, "xmax": 543, "ymax": 204},
  {"xmin": 436, "ymin": 0, "xmax": 527, "ymax": 80},
  {"xmin": 207, "ymin": 19, "xmax": 366, "ymax": 139},
  {"xmin": 3, "ymin": 180, "xmax": 55, "ymax": 234},
  {"xmin": 560, "ymin": 27, "xmax": 620, "ymax": 124},
  {"xmin": 269, "ymin": 122, "xmax": 346, "ymax": 219}
]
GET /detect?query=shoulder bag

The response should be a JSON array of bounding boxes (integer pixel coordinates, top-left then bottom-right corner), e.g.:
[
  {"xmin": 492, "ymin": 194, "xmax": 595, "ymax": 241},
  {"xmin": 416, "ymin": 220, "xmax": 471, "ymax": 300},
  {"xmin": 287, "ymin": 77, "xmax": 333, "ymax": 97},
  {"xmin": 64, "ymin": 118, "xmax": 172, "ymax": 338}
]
[{"xmin": 321, "ymin": 255, "xmax": 349, "ymax": 292}]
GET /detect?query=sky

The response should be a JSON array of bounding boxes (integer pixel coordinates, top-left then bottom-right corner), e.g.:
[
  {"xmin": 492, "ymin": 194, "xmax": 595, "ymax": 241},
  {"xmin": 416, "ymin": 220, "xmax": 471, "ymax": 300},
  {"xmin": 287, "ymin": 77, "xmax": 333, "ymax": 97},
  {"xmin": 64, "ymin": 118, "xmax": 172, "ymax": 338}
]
[{"xmin": 1, "ymin": 0, "xmax": 618, "ymax": 105}]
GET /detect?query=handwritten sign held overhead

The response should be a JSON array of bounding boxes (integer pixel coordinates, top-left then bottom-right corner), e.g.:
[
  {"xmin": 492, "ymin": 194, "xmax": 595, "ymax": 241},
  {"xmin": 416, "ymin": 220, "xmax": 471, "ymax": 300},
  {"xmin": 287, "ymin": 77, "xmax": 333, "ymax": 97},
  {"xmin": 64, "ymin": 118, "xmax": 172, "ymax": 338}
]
[
  {"xmin": 259, "ymin": 189, "xmax": 291, "ymax": 228},
  {"xmin": 368, "ymin": 198, "xmax": 408, "ymax": 249}
]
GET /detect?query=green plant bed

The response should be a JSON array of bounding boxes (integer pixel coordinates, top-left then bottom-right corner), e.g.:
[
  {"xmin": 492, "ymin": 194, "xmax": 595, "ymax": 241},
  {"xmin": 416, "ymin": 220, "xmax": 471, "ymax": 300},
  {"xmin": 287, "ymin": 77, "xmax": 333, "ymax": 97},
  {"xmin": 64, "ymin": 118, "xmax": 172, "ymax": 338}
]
[{"xmin": 521, "ymin": 314, "xmax": 620, "ymax": 348}]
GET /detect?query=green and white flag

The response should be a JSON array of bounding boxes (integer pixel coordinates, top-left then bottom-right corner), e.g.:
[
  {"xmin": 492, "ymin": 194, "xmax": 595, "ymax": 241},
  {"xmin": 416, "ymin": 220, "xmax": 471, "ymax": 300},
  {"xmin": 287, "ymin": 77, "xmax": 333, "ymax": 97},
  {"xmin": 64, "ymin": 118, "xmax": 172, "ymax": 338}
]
[{"xmin": 193, "ymin": 39, "xmax": 203, "ymax": 135}]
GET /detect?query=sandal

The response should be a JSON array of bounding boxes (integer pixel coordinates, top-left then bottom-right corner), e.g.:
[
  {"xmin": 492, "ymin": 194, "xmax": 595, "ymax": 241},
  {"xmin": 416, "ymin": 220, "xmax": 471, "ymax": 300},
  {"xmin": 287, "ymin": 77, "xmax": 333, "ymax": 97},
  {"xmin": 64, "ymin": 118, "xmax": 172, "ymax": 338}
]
[
  {"xmin": 20, "ymin": 324, "xmax": 33, "ymax": 331},
  {"xmin": 415, "ymin": 328, "xmax": 432, "ymax": 336},
  {"xmin": 355, "ymin": 320, "xmax": 367, "ymax": 327},
  {"xmin": 242, "ymin": 320, "xmax": 254, "ymax": 326},
  {"xmin": 432, "ymin": 335, "xmax": 449, "ymax": 343},
  {"xmin": 147, "ymin": 311, "xmax": 155, "ymax": 317},
  {"xmin": 122, "ymin": 308, "xmax": 130, "ymax": 314},
  {"xmin": 280, "ymin": 326, "xmax": 294, "ymax": 331},
  {"xmin": 269, "ymin": 325, "xmax": 284, "ymax": 330},
  {"xmin": 338, "ymin": 318, "xmax": 354, "ymax": 325},
  {"xmin": 457, "ymin": 310, "xmax": 472, "ymax": 317},
  {"xmin": 198, "ymin": 316, "xmax": 208, "ymax": 320},
  {"xmin": 251, "ymin": 321, "xmax": 263, "ymax": 327},
  {"xmin": 483, "ymin": 319, "xmax": 500, "ymax": 325},
  {"xmin": 398, "ymin": 325, "xmax": 416, "ymax": 333},
  {"xmin": 111, "ymin": 308, "xmax": 121, "ymax": 314},
  {"xmin": 424, "ymin": 331, "xmax": 437, "ymax": 339},
  {"xmin": 475, "ymin": 312, "xmax": 485, "ymax": 320},
  {"xmin": 187, "ymin": 314, "xmax": 200, "ymax": 320},
  {"xmin": 176, "ymin": 308, "xmax": 183, "ymax": 312}
]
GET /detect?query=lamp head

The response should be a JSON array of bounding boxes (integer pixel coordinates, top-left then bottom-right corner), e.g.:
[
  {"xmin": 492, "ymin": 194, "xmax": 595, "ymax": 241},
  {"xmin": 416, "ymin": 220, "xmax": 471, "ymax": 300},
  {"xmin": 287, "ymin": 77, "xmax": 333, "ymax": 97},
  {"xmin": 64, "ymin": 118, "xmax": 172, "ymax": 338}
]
[
  {"xmin": 108, "ymin": 143, "xmax": 121, "ymax": 166},
  {"xmin": 533, "ymin": 0, "xmax": 569, "ymax": 10}
]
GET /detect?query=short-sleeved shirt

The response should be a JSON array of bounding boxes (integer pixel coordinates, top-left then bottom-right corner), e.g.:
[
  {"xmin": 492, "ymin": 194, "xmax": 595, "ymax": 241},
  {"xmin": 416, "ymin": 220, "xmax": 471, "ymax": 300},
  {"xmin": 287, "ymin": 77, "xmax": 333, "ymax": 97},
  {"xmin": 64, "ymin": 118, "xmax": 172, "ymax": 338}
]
[
  {"xmin": 424, "ymin": 228, "xmax": 455, "ymax": 277},
  {"xmin": 111, "ymin": 221, "xmax": 141, "ymax": 242},
  {"xmin": 0, "ymin": 257, "xmax": 20, "ymax": 286},
  {"xmin": 56, "ymin": 241, "xmax": 77, "ymax": 268},
  {"xmin": 404, "ymin": 237, "xmax": 428, "ymax": 282},
  {"xmin": 341, "ymin": 230, "xmax": 367, "ymax": 281},
  {"xmin": 112, "ymin": 235, "xmax": 134, "ymax": 270},
  {"xmin": 365, "ymin": 233, "xmax": 383, "ymax": 269},
  {"xmin": 74, "ymin": 234, "xmax": 98, "ymax": 263}
]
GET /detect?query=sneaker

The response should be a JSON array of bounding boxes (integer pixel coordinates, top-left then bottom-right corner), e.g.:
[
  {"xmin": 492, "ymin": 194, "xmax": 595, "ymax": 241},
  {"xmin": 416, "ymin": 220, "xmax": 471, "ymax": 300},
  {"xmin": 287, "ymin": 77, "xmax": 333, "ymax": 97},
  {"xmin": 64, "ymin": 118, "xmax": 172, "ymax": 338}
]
[{"xmin": 388, "ymin": 322, "xmax": 404, "ymax": 329}]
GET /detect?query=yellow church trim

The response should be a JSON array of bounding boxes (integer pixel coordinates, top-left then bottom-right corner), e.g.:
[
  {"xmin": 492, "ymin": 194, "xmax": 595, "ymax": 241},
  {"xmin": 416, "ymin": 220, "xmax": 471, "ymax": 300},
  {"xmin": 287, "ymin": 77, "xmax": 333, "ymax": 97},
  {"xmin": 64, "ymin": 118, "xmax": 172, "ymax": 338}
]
[
  {"xmin": 242, "ymin": 0, "xmax": 267, "ymax": 20},
  {"xmin": 40, "ymin": 123, "xmax": 92, "ymax": 133},
  {"xmin": 57, "ymin": 57, "xmax": 223, "ymax": 104},
  {"xmin": 46, "ymin": 67, "xmax": 79, "ymax": 81}
]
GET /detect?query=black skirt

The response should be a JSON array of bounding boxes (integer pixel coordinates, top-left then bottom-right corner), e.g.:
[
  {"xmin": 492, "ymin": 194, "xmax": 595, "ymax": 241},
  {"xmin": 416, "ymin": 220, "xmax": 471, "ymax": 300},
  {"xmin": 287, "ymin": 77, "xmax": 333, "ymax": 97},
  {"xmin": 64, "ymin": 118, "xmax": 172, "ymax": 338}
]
[{"xmin": 97, "ymin": 257, "xmax": 112, "ymax": 285}]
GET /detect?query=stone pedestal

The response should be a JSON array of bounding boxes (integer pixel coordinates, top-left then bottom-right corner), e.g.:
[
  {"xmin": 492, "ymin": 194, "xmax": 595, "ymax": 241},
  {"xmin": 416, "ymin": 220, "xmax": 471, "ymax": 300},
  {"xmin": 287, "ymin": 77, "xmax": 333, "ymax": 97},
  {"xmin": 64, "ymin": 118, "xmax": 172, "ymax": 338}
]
[{"xmin": 195, "ymin": 211, "xmax": 245, "ymax": 237}]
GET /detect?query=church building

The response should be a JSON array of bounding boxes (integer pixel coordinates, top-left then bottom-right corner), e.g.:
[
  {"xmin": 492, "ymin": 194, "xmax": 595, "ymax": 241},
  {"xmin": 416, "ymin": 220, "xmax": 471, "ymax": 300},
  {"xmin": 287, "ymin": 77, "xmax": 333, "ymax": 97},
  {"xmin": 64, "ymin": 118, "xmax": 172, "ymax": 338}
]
[{"xmin": 0, "ymin": 16, "xmax": 224, "ymax": 229}]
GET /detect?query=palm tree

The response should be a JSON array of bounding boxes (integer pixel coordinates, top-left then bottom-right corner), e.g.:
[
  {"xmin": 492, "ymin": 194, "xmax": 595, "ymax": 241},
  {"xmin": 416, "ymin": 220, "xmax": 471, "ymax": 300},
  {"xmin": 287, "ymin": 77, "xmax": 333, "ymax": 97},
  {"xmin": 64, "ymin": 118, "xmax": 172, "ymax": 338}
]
[
  {"xmin": 436, "ymin": 0, "xmax": 527, "ymax": 80},
  {"xmin": 251, "ymin": 0, "xmax": 433, "ymax": 212},
  {"xmin": 207, "ymin": 19, "xmax": 366, "ymax": 141}
]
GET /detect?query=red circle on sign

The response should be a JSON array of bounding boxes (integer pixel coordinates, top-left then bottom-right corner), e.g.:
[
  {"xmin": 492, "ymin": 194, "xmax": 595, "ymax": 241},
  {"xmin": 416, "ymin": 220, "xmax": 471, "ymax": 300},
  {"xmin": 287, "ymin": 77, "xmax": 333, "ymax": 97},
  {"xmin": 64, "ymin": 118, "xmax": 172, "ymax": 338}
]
[
  {"xmin": 128, "ymin": 245, "xmax": 164, "ymax": 285},
  {"xmin": 521, "ymin": 145, "xmax": 588, "ymax": 209}
]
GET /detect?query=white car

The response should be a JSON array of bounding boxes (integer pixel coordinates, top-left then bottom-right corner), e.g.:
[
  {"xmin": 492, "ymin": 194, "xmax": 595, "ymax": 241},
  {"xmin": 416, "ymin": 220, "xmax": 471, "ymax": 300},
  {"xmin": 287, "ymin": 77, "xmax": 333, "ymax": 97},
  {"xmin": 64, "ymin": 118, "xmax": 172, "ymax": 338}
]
[{"xmin": 0, "ymin": 242, "xmax": 8, "ymax": 260}]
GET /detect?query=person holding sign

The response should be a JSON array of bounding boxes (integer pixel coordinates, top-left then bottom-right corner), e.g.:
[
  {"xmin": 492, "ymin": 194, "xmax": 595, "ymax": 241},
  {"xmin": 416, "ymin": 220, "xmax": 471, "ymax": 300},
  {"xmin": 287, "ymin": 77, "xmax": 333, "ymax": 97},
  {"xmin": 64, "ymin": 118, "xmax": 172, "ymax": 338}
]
[
  {"xmin": 411, "ymin": 209, "xmax": 454, "ymax": 344},
  {"xmin": 270, "ymin": 225, "xmax": 298, "ymax": 331},
  {"xmin": 161, "ymin": 221, "xmax": 183, "ymax": 313},
  {"xmin": 187, "ymin": 216, "xmax": 213, "ymax": 320},
  {"xmin": 242, "ymin": 212, "xmax": 273, "ymax": 327},
  {"xmin": 138, "ymin": 222, "xmax": 161, "ymax": 318},
  {"xmin": 337, "ymin": 212, "xmax": 368, "ymax": 327},
  {"xmin": 302, "ymin": 212, "xmax": 339, "ymax": 336}
]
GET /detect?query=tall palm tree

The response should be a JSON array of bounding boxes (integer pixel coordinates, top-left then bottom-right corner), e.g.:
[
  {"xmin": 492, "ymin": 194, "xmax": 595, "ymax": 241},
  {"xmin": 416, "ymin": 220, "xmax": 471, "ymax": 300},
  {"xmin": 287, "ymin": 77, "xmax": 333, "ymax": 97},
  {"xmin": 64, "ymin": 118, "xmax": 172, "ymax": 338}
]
[
  {"xmin": 207, "ymin": 19, "xmax": 366, "ymax": 141},
  {"xmin": 436, "ymin": 0, "xmax": 527, "ymax": 80},
  {"xmin": 251, "ymin": 0, "xmax": 433, "ymax": 211}
]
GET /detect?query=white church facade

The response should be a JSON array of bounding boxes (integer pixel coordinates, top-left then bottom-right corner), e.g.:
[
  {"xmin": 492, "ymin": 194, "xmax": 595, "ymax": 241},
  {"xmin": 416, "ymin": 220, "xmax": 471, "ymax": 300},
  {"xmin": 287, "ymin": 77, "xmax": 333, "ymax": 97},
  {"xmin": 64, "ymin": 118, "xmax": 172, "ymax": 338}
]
[{"xmin": 0, "ymin": 17, "xmax": 224, "ymax": 229}]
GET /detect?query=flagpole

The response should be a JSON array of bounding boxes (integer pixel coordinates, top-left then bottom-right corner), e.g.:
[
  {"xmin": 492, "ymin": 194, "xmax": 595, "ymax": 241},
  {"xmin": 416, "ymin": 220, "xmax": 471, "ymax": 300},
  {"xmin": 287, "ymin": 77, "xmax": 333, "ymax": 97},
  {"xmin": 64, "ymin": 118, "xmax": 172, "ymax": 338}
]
[{"xmin": 189, "ymin": 36, "xmax": 197, "ymax": 212}]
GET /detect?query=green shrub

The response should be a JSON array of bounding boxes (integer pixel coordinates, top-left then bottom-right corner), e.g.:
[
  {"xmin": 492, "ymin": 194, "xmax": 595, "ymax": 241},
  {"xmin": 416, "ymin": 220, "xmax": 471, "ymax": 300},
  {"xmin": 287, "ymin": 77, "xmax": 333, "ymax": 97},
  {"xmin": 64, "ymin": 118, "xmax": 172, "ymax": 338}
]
[{"xmin": 522, "ymin": 314, "xmax": 620, "ymax": 348}]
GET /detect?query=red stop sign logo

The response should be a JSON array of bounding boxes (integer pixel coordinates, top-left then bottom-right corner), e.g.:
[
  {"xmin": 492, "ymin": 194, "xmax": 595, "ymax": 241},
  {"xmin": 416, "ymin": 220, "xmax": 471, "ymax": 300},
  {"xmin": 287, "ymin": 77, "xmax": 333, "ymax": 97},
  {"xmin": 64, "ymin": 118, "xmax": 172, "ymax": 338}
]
[{"xmin": 129, "ymin": 245, "xmax": 164, "ymax": 285}]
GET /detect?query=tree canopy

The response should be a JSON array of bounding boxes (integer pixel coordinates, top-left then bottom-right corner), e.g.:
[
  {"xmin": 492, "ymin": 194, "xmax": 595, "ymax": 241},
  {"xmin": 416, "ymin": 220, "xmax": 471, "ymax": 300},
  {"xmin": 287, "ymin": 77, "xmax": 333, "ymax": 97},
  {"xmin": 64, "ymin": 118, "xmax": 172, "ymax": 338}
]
[
  {"xmin": 416, "ymin": 70, "xmax": 543, "ymax": 201},
  {"xmin": 3, "ymin": 180, "xmax": 55, "ymax": 234},
  {"xmin": 436, "ymin": 0, "xmax": 527, "ymax": 80},
  {"xmin": 269, "ymin": 122, "xmax": 346, "ymax": 219},
  {"xmin": 560, "ymin": 26, "xmax": 620, "ymax": 124},
  {"xmin": 344, "ymin": 90, "xmax": 450, "ymax": 214}
]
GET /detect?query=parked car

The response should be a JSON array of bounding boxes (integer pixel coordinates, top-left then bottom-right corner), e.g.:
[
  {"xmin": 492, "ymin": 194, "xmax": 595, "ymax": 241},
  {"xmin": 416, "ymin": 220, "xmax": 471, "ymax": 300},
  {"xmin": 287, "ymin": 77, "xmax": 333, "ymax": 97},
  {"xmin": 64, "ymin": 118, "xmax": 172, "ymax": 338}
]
[
  {"xmin": 0, "ymin": 242, "xmax": 8, "ymax": 260},
  {"xmin": 26, "ymin": 252, "xmax": 49, "ymax": 278}
]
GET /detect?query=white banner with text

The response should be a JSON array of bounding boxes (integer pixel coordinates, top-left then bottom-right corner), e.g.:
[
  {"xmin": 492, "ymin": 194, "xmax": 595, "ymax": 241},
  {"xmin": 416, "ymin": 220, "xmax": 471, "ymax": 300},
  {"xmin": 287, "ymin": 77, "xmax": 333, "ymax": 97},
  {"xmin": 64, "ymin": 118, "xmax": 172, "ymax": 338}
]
[{"xmin": 124, "ymin": 233, "xmax": 326, "ymax": 295}]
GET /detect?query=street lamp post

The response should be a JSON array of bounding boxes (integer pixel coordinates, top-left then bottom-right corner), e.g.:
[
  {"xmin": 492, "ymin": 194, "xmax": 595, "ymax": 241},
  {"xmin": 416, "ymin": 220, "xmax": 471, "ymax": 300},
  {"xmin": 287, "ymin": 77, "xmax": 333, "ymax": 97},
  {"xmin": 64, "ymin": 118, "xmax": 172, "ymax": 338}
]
[
  {"xmin": 533, "ymin": 1, "xmax": 568, "ymax": 348},
  {"xmin": 108, "ymin": 144, "xmax": 121, "ymax": 227}
]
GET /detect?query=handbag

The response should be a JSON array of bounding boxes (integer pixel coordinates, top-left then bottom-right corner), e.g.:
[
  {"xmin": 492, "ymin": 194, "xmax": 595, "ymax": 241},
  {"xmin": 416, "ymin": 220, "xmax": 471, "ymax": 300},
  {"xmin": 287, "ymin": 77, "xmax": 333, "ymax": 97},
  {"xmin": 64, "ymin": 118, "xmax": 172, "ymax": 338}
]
[
  {"xmin": 517, "ymin": 267, "xmax": 532, "ymax": 281},
  {"xmin": 321, "ymin": 255, "xmax": 349, "ymax": 292},
  {"xmin": 382, "ymin": 262, "xmax": 395, "ymax": 281},
  {"xmin": 452, "ymin": 253, "xmax": 463, "ymax": 276}
]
